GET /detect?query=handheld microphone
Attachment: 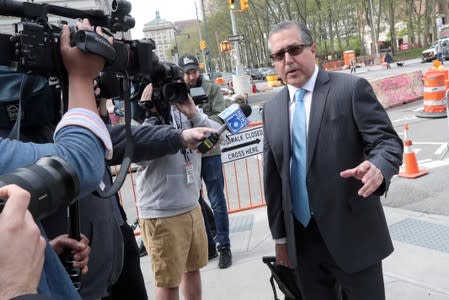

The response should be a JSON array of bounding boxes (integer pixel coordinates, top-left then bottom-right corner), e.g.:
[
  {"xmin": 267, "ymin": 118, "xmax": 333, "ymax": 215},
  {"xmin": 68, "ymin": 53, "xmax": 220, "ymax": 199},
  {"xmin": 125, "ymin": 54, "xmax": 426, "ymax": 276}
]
[{"xmin": 197, "ymin": 103, "xmax": 252, "ymax": 153}]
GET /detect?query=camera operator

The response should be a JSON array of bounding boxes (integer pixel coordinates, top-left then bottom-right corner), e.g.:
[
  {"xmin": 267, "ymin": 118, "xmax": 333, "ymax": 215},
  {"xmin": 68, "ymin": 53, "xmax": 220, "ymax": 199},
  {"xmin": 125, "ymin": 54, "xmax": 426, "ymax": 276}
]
[
  {"xmin": 179, "ymin": 54, "xmax": 232, "ymax": 269},
  {"xmin": 136, "ymin": 82, "xmax": 220, "ymax": 300},
  {"xmin": 100, "ymin": 96, "xmax": 217, "ymax": 300},
  {"xmin": 0, "ymin": 19, "xmax": 112, "ymax": 299}
]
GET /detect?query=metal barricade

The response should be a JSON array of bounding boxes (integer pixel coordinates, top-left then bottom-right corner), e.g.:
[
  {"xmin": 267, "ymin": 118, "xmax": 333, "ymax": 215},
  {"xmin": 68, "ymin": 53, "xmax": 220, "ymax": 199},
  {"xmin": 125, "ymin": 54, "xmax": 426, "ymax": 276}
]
[
  {"xmin": 221, "ymin": 154, "xmax": 265, "ymax": 213},
  {"xmin": 218, "ymin": 124, "xmax": 266, "ymax": 213},
  {"xmin": 114, "ymin": 124, "xmax": 267, "ymax": 216}
]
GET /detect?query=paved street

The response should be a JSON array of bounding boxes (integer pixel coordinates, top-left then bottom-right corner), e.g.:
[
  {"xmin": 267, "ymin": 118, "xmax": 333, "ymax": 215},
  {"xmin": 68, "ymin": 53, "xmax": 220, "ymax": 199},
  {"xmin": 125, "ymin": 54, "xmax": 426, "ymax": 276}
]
[{"xmin": 138, "ymin": 205, "xmax": 449, "ymax": 299}]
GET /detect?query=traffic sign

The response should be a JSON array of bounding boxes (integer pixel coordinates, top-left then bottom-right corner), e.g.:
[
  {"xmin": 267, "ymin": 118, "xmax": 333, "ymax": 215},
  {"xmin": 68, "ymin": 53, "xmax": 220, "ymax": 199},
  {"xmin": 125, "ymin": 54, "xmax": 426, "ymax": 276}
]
[
  {"xmin": 399, "ymin": 43, "xmax": 409, "ymax": 50},
  {"xmin": 228, "ymin": 35, "xmax": 245, "ymax": 42},
  {"xmin": 220, "ymin": 40, "xmax": 232, "ymax": 52},
  {"xmin": 220, "ymin": 125, "xmax": 264, "ymax": 164}
]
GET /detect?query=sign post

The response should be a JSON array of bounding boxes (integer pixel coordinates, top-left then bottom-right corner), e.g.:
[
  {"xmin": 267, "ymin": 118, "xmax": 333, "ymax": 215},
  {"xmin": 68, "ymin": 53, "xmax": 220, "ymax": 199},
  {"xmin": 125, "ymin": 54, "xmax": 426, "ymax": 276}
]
[
  {"xmin": 228, "ymin": 35, "xmax": 245, "ymax": 42},
  {"xmin": 442, "ymin": 89, "xmax": 449, "ymax": 159}
]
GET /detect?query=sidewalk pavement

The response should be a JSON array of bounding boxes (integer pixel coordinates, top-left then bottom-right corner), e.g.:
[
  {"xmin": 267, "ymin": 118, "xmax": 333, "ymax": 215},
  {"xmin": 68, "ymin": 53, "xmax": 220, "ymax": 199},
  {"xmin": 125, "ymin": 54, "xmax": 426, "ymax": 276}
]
[{"xmin": 139, "ymin": 205, "xmax": 449, "ymax": 300}]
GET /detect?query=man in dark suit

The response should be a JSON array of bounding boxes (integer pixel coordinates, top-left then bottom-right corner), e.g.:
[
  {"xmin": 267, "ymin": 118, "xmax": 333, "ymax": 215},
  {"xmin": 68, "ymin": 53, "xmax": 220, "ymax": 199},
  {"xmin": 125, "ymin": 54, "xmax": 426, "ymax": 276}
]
[{"xmin": 262, "ymin": 21, "xmax": 403, "ymax": 299}]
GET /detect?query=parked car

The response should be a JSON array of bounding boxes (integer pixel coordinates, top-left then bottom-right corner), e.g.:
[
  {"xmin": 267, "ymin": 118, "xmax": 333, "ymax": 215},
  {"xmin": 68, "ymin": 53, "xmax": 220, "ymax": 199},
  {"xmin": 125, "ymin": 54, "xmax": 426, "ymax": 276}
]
[
  {"xmin": 262, "ymin": 68, "xmax": 281, "ymax": 81},
  {"xmin": 258, "ymin": 67, "xmax": 271, "ymax": 74},
  {"xmin": 245, "ymin": 68, "xmax": 264, "ymax": 80},
  {"xmin": 422, "ymin": 38, "xmax": 449, "ymax": 62}
]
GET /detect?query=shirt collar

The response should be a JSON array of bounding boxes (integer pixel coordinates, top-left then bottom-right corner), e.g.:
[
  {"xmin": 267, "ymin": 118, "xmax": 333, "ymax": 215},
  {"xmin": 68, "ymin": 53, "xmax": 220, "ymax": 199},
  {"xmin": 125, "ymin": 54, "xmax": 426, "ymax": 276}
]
[{"xmin": 288, "ymin": 65, "xmax": 319, "ymax": 103}]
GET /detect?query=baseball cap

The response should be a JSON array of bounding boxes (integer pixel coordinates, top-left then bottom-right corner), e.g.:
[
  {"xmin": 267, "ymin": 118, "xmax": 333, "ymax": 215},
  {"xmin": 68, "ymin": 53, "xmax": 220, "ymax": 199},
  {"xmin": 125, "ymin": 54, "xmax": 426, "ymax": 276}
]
[{"xmin": 178, "ymin": 54, "xmax": 199, "ymax": 72}]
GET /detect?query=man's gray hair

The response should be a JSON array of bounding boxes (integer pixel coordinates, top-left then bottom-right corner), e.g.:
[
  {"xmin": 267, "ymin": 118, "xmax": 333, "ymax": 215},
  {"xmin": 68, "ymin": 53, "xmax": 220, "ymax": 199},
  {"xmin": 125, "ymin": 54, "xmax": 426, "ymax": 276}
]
[{"xmin": 268, "ymin": 21, "xmax": 313, "ymax": 49}]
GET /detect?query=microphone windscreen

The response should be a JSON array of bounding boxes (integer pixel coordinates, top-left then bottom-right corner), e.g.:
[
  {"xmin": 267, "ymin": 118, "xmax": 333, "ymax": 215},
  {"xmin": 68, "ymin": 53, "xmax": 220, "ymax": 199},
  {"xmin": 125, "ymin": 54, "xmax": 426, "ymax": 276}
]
[{"xmin": 239, "ymin": 103, "xmax": 252, "ymax": 117}]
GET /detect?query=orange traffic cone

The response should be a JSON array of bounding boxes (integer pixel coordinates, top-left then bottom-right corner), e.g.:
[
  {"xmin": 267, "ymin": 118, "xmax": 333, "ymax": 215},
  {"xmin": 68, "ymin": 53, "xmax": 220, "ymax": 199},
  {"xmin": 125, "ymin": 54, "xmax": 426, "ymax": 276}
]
[{"xmin": 398, "ymin": 139, "xmax": 428, "ymax": 178}]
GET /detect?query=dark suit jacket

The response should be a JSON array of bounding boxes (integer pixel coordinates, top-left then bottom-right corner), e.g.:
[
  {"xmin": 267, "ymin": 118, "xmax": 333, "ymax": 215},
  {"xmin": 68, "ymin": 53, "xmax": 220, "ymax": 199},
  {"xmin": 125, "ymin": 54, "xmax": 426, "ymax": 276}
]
[{"xmin": 262, "ymin": 69, "xmax": 403, "ymax": 273}]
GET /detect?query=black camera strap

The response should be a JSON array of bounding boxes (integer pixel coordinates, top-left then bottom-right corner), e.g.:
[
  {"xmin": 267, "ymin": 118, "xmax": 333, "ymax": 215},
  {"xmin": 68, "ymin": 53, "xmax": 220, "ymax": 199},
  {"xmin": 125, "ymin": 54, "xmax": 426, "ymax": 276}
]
[{"xmin": 95, "ymin": 77, "xmax": 134, "ymax": 198}]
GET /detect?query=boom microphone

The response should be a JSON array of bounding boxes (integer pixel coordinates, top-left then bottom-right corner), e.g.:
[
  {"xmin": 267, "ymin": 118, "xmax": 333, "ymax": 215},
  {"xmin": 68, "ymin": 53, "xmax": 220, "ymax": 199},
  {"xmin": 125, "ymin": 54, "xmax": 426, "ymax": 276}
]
[{"xmin": 197, "ymin": 103, "xmax": 252, "ymax": 153}]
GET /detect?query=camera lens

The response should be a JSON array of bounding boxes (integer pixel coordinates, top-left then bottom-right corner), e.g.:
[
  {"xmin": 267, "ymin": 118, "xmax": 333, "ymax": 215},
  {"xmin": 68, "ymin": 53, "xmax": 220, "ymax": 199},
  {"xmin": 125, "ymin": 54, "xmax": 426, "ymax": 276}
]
[
  {"xmin": 162, "ymin": 82, "xmax": 189, "ymax": 103},
  {"xmin": 0, "ymin": 156, "xmax": 79, "ymax": 220}
]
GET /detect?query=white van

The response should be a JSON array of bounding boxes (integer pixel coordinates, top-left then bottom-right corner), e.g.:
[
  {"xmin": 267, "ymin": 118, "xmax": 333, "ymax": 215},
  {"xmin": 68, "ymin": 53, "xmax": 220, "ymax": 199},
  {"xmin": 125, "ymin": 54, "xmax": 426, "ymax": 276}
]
[{"xmin": 422, "ymin": 38, "xmax": 449, "ymax": 62}]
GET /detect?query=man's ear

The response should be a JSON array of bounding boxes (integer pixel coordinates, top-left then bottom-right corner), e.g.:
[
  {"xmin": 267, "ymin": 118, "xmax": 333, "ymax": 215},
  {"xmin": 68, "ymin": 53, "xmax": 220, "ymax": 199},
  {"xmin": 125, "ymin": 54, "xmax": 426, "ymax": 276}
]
[{"xmin": 310, "ymin": 43, "xmax": 317, "ymax": 56}]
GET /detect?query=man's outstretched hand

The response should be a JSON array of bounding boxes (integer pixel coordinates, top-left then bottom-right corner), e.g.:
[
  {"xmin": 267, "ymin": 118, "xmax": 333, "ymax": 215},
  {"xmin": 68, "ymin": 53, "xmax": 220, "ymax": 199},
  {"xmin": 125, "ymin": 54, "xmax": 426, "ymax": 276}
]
[{"xmin": 340, "ymin": 160, "xmax": 383, "ymax": 197}]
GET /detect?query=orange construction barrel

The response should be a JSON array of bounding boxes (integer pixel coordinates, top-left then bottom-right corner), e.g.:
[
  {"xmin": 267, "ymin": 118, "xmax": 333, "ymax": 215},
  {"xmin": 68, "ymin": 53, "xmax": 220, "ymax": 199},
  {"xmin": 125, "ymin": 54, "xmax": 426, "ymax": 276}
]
[
  {"xmin": 429, "ymin": 60, "xmax": 449, "ymax": 88},
  {"xmin": 343, "ymin": 50, "xmax": 355, "ymax": 68},
  {"xmin": 416, "ymin": 72, "xmax": 448, "ymax": 118},
  {"xmin": 214, "ymin": 77, "xmax": 225, "ymax": 85}
]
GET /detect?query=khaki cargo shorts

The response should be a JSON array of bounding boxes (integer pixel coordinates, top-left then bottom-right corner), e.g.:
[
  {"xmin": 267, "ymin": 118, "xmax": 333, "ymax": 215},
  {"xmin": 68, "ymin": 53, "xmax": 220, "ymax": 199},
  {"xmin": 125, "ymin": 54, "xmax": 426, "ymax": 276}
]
[{"xmin": 140, "ymin": 205, "xmax": 208, "ymax": 288}]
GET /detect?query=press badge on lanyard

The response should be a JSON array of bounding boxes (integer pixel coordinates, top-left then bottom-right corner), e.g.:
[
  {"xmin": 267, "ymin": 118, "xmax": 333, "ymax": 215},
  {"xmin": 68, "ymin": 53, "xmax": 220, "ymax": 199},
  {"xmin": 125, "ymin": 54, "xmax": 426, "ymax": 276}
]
[
  {"xmin": 184, "ymin": 151, "xmax": 194, "ymax": 184},
  {"xmin": 172, "ymin": 106, "xmax": 195, "ymax": 184}
]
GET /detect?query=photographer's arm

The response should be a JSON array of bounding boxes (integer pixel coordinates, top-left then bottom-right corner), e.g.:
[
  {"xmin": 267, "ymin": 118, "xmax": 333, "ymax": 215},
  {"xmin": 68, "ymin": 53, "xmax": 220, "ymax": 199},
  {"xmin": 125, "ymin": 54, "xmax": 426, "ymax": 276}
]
[
  {"xmin": 61, "ymin": 20, "xmax": 106, "ymax": 114},
  {"xmin": 105, "ymin": 85, "xmax": 215, "ymax": 164},
  {"xmin": 108, "ymin": 124, "xmax": 215, "ymax": 165},
  {"xmin": 175, "ymin": 96, "xmax": 221, "ymax": 130}
]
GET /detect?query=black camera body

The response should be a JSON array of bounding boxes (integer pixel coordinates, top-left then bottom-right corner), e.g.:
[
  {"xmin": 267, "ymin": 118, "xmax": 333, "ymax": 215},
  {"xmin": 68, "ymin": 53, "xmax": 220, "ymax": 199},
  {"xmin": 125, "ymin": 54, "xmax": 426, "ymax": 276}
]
[
  {"xmin": 189, "ymin": 86, "xmax": 209, "ymax": 104},
  {"xmin": 7, "ymin": 22, "xmax": 65, "ymax": 75},
  {"xmin": 132, "ymin": 61, "xmax": 188, "ymax": 123},
  {"xmin": 4, "ymin": 23, "xmax": 118, "ymax": 76},
  {"xmin": 0, "ymin": 0, "xmax": 194, "ymax": 125},
  {"xmin": 0, "ymin": 0, "xmax": 136, "ymax": 76},
  {"xmin": 132, "ymin": 65, "xmax": 209, "ymax": 122}
]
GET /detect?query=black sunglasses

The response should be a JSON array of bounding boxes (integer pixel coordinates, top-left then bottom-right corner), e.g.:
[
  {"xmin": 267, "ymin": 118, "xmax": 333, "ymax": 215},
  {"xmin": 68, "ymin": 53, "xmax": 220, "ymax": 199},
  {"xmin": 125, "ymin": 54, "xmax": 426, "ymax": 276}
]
[{"xmin": 269, "ymin": 44, "xmax": 311, "ymax": 62}]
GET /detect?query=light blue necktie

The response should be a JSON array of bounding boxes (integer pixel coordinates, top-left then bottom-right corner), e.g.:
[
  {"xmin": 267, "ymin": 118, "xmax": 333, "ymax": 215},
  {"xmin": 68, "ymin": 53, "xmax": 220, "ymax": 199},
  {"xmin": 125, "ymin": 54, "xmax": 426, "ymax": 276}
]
[{"xmin": 290, "ymin": 88, "xmax": 311, "ymax": 227}]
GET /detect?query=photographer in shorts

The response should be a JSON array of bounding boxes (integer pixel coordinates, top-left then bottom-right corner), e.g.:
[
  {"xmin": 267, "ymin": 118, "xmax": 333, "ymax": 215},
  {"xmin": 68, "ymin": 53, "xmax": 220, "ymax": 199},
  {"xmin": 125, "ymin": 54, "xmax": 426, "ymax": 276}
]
[
  {"xmin": 179, "ymin": 54, "xmax": 233, "ymax": 269},
  {"xmin": 48, "ymin": 95, "xmax": 216, "ymax": 300},
  {"xmin": 136, "ymin": 82, "xmax": 220, "ymax": 300}
]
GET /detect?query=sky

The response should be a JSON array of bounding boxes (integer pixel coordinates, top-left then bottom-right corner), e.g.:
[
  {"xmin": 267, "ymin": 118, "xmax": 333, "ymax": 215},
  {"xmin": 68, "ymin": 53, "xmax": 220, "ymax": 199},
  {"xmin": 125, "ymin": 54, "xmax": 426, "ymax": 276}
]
[{"xmin": 129, "ymin": 0, "xmax": 199, "ymax": 39}]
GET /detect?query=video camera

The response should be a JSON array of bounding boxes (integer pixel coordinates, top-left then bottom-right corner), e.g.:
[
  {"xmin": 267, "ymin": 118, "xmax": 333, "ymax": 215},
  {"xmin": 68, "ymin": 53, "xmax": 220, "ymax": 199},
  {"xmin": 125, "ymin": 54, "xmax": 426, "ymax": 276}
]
[
  {"xmin": 129, "ymin": 60, "xmax": 190, "ymax": 123},
  {"xmin": 98, "ymin": 54, "xmax": 189, "ymax": 122},
  {"xmin": 0, "ymin": 0, "xmax": 203, "ymax": 125},
  {"xmin": 0, "ymin": 0, "xmax": 137, "ymax": 75}
]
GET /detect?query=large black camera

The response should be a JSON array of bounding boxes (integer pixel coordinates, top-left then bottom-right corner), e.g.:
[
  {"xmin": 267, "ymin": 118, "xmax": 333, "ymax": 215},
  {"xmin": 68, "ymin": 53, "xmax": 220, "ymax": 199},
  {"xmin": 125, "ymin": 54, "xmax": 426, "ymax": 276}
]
[
  {"xmin": 0, "ymin": 0, "xmax": 197, "ymax": 125},
  {"xmin": 0, "ymin": 156, "xmax": 79, "ymax": 220},
  {"xmin": 95, "ymin": 40, "xmax": 191, "ymax": 123},
  {"xmin": 0, "ymin": 0, "xmax": 137, "ymax": 76},
  {"xmin": 0, "ymin": 156, "xmax": 82, "ymax": 289},
  {"xmin": 132, "ymin": 60, "xmax": 189, "ymax": 121}
]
